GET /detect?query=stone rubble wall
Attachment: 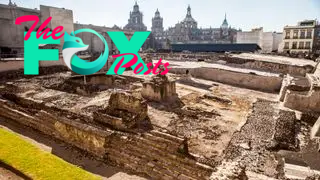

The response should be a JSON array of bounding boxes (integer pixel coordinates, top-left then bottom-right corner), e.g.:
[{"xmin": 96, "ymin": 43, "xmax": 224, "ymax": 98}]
[
  {"xmin": 149, "ymin": 53, "xmax": 314, "ymax": 77},
  {"xmin": 0, "ymin": 95, "xmax": 213, "ymax": 180},
  {"xmin": 273, "ymin": 110, "xmax": 297, "ymax": 149},
  {"xmin": 284, "ymin": 90, "xmax": 320, "ymax": 113},
  {"xmin": 282, "ymin": 74, "xmax": 320, "ymax": 113},
  {"xmin": 170, "ymin": 67, "xmax": 283, "ymax": 93},
  {"xmin": 223, "ymin": 99, "xmax": 297, "ymax": 178},
  {"xmin": 219, "ymin": 56, "xmax": 314, "ymax": 77},
  {"xmin": 142, "ymin": 81, "xmax": 177, "ymax": 101},
  {"xmin": 0, "ymin": 57, "xmax": 66, "ymax": 73}
]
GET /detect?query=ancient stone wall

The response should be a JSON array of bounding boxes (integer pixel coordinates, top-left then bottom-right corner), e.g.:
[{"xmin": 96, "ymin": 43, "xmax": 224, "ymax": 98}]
[
  {"xmin": 170, "ymin": 67, "xmax": 283, "ymax": 93},
  {"xmin": 282, "ymin": 74, "xmax": 320, "ymax": 113},
  {"xmin": 219, "ymin": 56, "xmax": 313, "ymax": 77},
  {"xmin": 284, "ymin": 90, "xmax": 320, "ymax": 113},
  {"xmin": 0, "ymin": 56, "xmax": 66, "ymax": 73},
  {"xmin": 141, "ymin": 74, "xmax": 177, "ymax": 102},
  {"xmin": 0, "ymin": 94, "xmax": 213, "ymax": 179},
  {"xmin": 150, "ymin": 53, "xmax": 314, "ymax": 77}
]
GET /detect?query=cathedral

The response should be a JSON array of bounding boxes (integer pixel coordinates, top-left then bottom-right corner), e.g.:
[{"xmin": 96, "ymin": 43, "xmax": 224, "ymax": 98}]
[
  {"xmin": 125, "ymin": 2, "xmax": 240, "ymax": 49},
  {"xmin": 152, "ymin": 5, "xmax": 239, "ymax": 49}
]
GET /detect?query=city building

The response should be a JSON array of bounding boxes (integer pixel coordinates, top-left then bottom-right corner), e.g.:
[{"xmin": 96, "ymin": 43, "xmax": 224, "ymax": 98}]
[
  {"xmin": 171, "ymin": 43, "xmax": 261, "ymax": 53},
  {"xmin": 236, "ymin": 27, "xmax": 283, "ymax": 53},
  {"xmin": 0, "ymin": 2, "xmax": 74, "ymax": 54},
  {"xmin": 280, "ymin": 20, "xmax": 318, "ymax": 54},
  {"xmin": 124, "ymin": 1, "xmax": 147, "ymax": 31},
  {"xmin": 313, "ymin": 24, "xmax": 320, "ymax": 54},
  {"xmin": 0, "ymin": 1, "xmax": 133, "ymax": 56},
  {"xmin": 151, "ymin": 5, "xmax": 239, "ymax": 49}
]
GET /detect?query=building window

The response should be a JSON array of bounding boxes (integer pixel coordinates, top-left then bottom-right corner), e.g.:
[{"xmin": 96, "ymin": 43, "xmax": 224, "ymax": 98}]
[
  {"xmin": 306, "ymin": 30, "xmax": 312, "ymax": 38},
  {"xmin": 293, "ymin": 30, "xmax": 298, "ymax": 39},
  {"xmin": 285, "ymin": 30, "xmax": 290, "ymax": 39},
  {"xmin": 292, "ymin": 42, "xmax": 297, "ymax": 49},
  {"xmin": 305, "ymin": 42, "xmax": 311, "ymax": 49},
  {"xmin": 300, "ymin": 30, "xmax": 305, "ymax": 39},
  {"xmin": 284, "ymin": 42, "xmax": 289, "ymax": 49},
  {"xmin": 298, "ymin": 42, "xmax": 304, "ymax": 49}
]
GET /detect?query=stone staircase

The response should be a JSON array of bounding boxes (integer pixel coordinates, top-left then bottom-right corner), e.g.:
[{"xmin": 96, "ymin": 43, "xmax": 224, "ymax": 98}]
[{"xmin": 105, "ymin": 130, "xmax": 213, "ymax": 180}]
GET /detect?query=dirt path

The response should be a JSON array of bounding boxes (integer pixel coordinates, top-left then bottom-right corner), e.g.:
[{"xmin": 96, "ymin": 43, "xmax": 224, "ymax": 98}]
[{"xmin": 0, "ymin": 167, "xmax": 24, "ymax": 180}]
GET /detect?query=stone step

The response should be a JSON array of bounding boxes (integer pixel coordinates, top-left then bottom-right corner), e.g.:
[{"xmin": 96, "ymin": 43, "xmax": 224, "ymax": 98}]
[
  {"xmin": 106, "ymin": 148, "xmax": 176, "ymax": 180},
  {"xmin": 106, "ymin": 134, "xmax": 212, "ymax": 175},
  {"xmin": 137, "ymin": 134, "xmax": 182, "ymax": 154},
  {"xmin": 107, "ymin": 146, "xmax": 199, "ymax": 180},
  {"xmin": 0, "ymin": 106, "xmax": 56, "ymax": 136},
  {"xmin": 107, "ymin": 137, "xmax": 212, "ymax": 179},
  {"xmin": 108, "ymin": 134, "xmax": 212, "ymax": 174}
]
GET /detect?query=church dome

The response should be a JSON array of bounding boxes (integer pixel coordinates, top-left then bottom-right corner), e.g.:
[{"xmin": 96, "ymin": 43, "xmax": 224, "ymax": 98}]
[
  {"xmin": 183, "ymin": 16, "xmax": 196, "ymax": 23},
  {"xmin": 183, "ymin": 5, "xmax": 196, "ymax": 23}
]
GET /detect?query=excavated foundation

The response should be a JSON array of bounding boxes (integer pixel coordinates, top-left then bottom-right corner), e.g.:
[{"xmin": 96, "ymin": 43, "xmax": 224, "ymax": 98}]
[{"xmin": 0, "ymin": 83, "xmax": 213, "ymax": 180}]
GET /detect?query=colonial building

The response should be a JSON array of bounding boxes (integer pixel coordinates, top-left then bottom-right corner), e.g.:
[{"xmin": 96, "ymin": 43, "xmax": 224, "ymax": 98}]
[
  {"xmin": 124, "ymin": 2, "xmax": 147, "ymax": 31},
  {"xmin": 236, "ymin": 27, "xmax": 283, "ymax": 53},
  {"xmin": 280, "ymin": 20, "xmax": 318, "ymax": 54},
  {"xmin": 151, "ymin": 5, "xmax": 239, "ymax": 49}
]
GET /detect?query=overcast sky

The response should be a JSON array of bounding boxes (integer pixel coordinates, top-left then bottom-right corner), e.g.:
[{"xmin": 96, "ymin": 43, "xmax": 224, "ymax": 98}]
[{"xmin": 1, "ymin": 0, "xmax": 320, "ymax": 32}]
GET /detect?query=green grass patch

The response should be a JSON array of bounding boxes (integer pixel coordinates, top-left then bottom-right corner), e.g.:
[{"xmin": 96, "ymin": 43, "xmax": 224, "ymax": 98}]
[{"xmin": 0, "ymin": 127, "xmax": 101, "ymax": 180}]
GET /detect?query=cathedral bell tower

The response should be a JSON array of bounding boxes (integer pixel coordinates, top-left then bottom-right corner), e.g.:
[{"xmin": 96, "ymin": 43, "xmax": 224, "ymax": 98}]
[{"xmin": 151, "ymin": 9, "xmax": 164, "ymax": 36}]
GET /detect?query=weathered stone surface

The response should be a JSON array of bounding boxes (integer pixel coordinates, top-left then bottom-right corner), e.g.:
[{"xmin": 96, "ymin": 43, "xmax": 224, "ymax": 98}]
[
  {"xmin": 54, "ymin": 121, "xmax": 106, "ymax": 157},
  {"xmin": 273, "ymin": 110, "xmax": 297, "ymax": 149},
  {"xmin": 0, "ymin": 95, "xmax": 213, "ymax": 179},
  {"xmin": 210, "ymin": 160, "xmax": 248, "ymax": 180},
  {"xmin": 108, "ymin": 91, "xmax": 147, "ymax": 118},
  {"xmin": 178, "ymin": 106, "xmax": 220, "ymax": 118},
  {"xmin": 203, "ymin": 93, "xmax": 232, "ymax": 105},
  {"xmin": 283, "ymin": 74, "xmax": 320, "ymax": 113},
  {"xmin": 286, "ymin": 77, "xmax": 311, "ymax": 92},
  {"xmin": 95, "ymin": 91, "xmax": 153, "ymax": 131},
  {"xmin": 93, "ymin": 112, "xmax": 131, "ymax": 130},
  {"xmin": 311, "ymin": 117, "xmax": 320, "ymax": 139},
  {"xmin": 141, "ymin": 74, "xmax": 177, "ymax": 102}
]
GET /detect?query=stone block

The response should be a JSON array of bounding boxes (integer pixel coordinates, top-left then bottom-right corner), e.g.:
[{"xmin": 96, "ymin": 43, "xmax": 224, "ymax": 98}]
[
  {"xmin": 108, "ymin": 91, "xmax": 148, "ymax": 120},
  {"xmin": 141, "ymin": 74, "xmax": 177, "ymax": 102},
  {"xmin": 93, "ymin": 112, "xmax": 134, "ymax": 130}
]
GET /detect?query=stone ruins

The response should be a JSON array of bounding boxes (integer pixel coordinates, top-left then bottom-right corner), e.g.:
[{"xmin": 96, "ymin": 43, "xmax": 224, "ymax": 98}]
[{"xmin": 1, "ymin": 52, "xmax": 320, "ymax": 179}]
